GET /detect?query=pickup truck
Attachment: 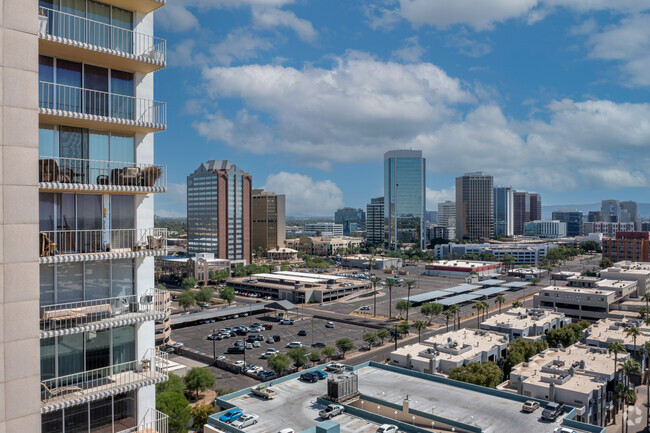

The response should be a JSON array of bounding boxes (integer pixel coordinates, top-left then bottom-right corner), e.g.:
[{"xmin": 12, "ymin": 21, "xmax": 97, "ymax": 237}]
[
  {"xmin": 542, "ymin": 402, "xmax": 565, "ymax": 421},
  {"xmin": 319, "ymin": 404, "xmax": 344, "ymax": 420},
  {"xmin": 300, "ymin": 372, "xmax": 318, "ymax": 383},
  {"xmin": 251, "ymin": 384, "xmax": 277, "ymax": 400}
]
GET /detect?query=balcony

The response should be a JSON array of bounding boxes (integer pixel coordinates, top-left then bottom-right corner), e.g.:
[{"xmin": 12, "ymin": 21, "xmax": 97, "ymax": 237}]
[
  {"xmin": 40, "ymin": 289, "xmax": 168, "ymax": 338},
  {"xmin": 41, "ymin": 349, "xmax": 168, "ymax": 413},
  {"xmin": 39, "ymin": 227, "xmax": 167, "ymax": 263},
  {"xmin": 39, "ymin": 81, "xmax": 166, "ymax": 133},
  {"xmin": 97, "ymin": 0, "xmax": 165, "ymax": 14},
  {"xmin": 119, "ymin": 408, "xmax": 169, "ymax": 433},
  {"xmin": 39, "ymin": 7, "xmax": 166, "ymax": 73},
  {"xmin": 39, "ymin": 157, "xmax": 167, "ymax": 193}
]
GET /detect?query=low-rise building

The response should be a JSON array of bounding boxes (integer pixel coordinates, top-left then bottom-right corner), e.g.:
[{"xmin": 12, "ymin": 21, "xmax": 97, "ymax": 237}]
[
  {"xmin": 285, "ymin": 235, "xmax": 363, "ymax": 256},
  {"xmin": 340, "ymin": 255, "xmax": 402, "ymax": 270},
  {"xmin": 502, "ymin": 343, "xmax": 624, "ymax": 426},
  {"xmin": 524, "ymin": 220, "xmax": 567, "ymax": 239},
  {"xmin": 533, "ymin": 286, "xmax": 618, "ymax": 320},
  {"xmin": 480, "ymin": 308, "xmax": 569, "ymax": 340},
  {"xmin": 434, "ymin": 242, "xmax": 557, "ymax": 264},
  {"xmin": 584, "ymin": 222, "xmax": 636, "ymax": 237},
  {"xmin": 602, "ymin": 231, "xmax": 650, "ymax": 263},
  {"xmin": 304, "ymin": 223, "xmax": 344, "ymax": 238},
  {"xmin": 389, "ymin": 329, "xmax": 509, "ymax": 375},
  {"xmin": 159, "ymin": 253, "xmax": 235, "ymax": 285},
  {"xmin": 423, "ymin": 260, "xmax": 503, "ymax": 278},
  {"xmin": 601, "ymin": 261, "xmax": 650, "ymax": 296}
]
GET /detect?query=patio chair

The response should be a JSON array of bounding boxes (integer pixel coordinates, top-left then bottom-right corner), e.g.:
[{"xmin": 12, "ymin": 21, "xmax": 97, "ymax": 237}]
[
  {"xmin": 111, "ymin": 167, "xmax": 140, "ymax": 186},
  {"xmin": 147, "ymin": 235, "xmax": 164, "ymax": 250},
  {"xmin": 39, "ymin": 159, "xmax": 59, "ymax": 182},
  {"xmin": 39, "ymin": 232, "xmax": 57, "ymax": 257},
  {"xmin": 41, "ymin": 381, "xmax": 81, "ymax": 400}
]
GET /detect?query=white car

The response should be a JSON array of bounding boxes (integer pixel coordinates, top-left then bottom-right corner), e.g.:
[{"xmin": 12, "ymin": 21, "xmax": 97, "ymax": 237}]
[
  {"xmin": 280, "ymin": 319, "xmax": 295, "ymax": 325},
  {"xmin": 232, "ymin": 414, "xmax": 259, "ymax": 428},
  {"xmin": 245, "ymin": 342, "xmax": 253, "ymax": 349},
  {"xmin": 277, "ymin": 429, "xmax": 295, "ymax": 433},
  {"xmin": 376, "ymin": 425, "xmax": 398, "ymax": 433},
  {"xmin": 233, "ymin": 360, "xmax": 245, "ymax": 367},
  {"xmin": 554, "ymin": 429, "xmax": 576, "ymax": 433},
  {"xmin": 253, "ymin": 341, "xmax": 261, "ymax": 348},
  {"xmin": 325, "ymin": 322, "xmax": 335, "ymax": 328},
  {"xmin": 359, "ymin": 305, "xmax": 370, "ymax": 311},
  {"xmin": 216, "ymin": 356, "xmax": 226, "ymax": 362},
  {"xmin": 261, "ymin": 349, "xmax": 279, "ymax": 359},
  {"xmin": 286, "ymin": 341, "xmax": 303, "ymax": 348}
]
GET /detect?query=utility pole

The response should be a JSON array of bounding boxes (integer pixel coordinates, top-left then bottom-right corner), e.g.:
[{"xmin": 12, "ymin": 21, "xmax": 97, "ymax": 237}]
[{"xmin": 212, "ymin": 329, "xmax": 216, "ymax": 360}]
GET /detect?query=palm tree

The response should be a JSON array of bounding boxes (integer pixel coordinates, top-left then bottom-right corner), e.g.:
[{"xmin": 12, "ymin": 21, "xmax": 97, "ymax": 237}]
[
  {"xmin": 449, "ymin": 304, "xmax": 460, "ymax": 330},
  {"xmin": 643, "ymin": 292, "xmax": 650, "ymax": 317},
  {"xmin": 495, "ymin": 294, "xmax": 506, "ymax": 314},
  {"xmin": 609, "ymin": 341, "xmax": 627, "ymax": 414},
  {"xmin": 404, "ymin": 280, "xmax": 417, "ymax": 322},
  {"xmin": 386, "ymin": 278, "xmax": 396, "ymax": 319},
  {"xmin": 625, "ymin": 326, "xmax": 641, "ymax": 358},
  {"xmin": 638, "ymin": 306, "xmax": 649, "ymax": 320},
  {"xmin": 512, "ymin": 300, "xmax": 523, "ymax": 308},
  {"xmin": 472, "ymin": 302, "xmax": 483, "ymax": 328},
  {"xmin": 623, "ymin": 386, "xmax": 637, "ymax": 433},
  {"xmin": 413, "ymin": 320, "xmax": 427, "ymax": 343},
  {"xmin": 369, "ymin": 277, "xmax": 381, "ymax": 317},
  {"xmin": 614, "ymin": 383, "xmax": 626, "ymax": 427},
  {"xmin": 479, "ymin": 300, "xmax": 489, "ymax": 321},
  {"xmin": 443, "ymin": 310, "xmax": 454, "ymax": 332}
]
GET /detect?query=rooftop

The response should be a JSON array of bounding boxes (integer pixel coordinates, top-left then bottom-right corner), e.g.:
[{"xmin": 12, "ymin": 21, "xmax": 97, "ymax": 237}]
[
  {"xmin": 538, "ymin": 285, "xmax": 616, "ymax": 297},
  {"xmin": 584, "ymin": 318, "xmax": 650, "ymax": 348},
  {"xmin": 481, "ymin": 308, "xmax": 565, "ymax": 331},
  {"xmin": 428, "ymin": 260, "xmax": 502, "ymax": 268}
]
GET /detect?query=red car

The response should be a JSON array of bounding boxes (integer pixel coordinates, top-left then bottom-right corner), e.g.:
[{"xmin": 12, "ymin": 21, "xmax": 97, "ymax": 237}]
[{"xmin": 263, "ymin": 324, "xmax": 273, "ymax": 330}]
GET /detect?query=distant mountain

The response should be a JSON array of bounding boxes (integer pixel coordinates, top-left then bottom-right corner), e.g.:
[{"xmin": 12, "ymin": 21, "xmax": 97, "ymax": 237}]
[{"xmin": 542, "ymin": 203, "xmax": 650, "ymax": 219}]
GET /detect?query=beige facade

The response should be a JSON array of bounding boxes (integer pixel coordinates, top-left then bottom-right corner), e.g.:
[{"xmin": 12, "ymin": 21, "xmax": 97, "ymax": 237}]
[
  {"xmin": 252, "ymin": 188, "xmax": 285, "ymax": 253},
  {"xmin": 285, "ymin": 235, "xmax": 363, "ymax": 256}
]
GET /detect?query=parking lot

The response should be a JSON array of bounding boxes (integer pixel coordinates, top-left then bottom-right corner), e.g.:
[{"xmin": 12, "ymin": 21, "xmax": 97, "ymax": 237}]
[{"xmin": 171, "ymin": 314, "xmax": 382, "ymax": 372}]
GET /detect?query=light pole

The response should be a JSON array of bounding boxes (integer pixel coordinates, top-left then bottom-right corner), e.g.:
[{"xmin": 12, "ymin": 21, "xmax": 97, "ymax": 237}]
[{"xmin": 212, "ymin": 329, "xmax": 216, "ymax": 360}]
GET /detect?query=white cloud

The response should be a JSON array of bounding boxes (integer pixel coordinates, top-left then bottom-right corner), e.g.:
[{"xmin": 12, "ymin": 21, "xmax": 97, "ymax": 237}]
[
  {"xmin": 426, "ymin": 187, "xmax": 455, "ymax": 211},
  {"xmin": 155, "ymin": 183, "xmax": 187, "ymax": 217},
  {"xmin": 157, "ymin": 5, "xmax": 199, "ymax": 33},
  {"xmin": 263, "ymin": 172, "xmax": 344, "ymax": 216},
  {"xmin": 445, "ymin": 33, "xmax": 492, "ymax": 57},
  {"xmin": 252, "ymin": 7, "xmax": 317, "ymax": 42},
  {"xmin": 175, "ymin": 0, "xmax": 295, "ymax": 8},
  {"xmin": 210, "ymin": 29, "xmax": 274, "ymax": 66},
  {"xmin": 392, "ymin": 36, "xmax": 425, "ymax": 63}
]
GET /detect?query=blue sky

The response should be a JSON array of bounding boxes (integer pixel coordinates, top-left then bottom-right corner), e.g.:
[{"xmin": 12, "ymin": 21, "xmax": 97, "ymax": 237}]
[{"xmin": 153, "ymin": 0, "xmax": 650, "ymax": 217}]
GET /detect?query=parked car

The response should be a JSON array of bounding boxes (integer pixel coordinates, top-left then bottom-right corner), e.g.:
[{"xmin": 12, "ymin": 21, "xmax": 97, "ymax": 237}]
[
  {"xmin": 312, "ymin": 342, "xmax": 327, "ymax": 348},
  {"xmin": 376, "ymin": 425, "xmax": 398, "ymax": 433},
  {"xmin": 232, "ymin": 414, "xmax": 259, "ymax": 428},
  {"xmin": 227, "ymin": 346, "xmax": 245, "ymax": 354},
  {"xmin": 554, "ymin": 429, "xmax": 577, "ymax": 433},
  {"xmin": 325, "ymin": 322, "xmax": 335, "ymax": 328},
  {"xmin": 298, "ymin": 330, "xmax": 307, "ymax": 336},
  {"xmin": 263, "ymin": 324, "xmax": 273, "ymax": 330},
  {"xmin": 314, "ymin": 369, "xmax": 328, "ymax": 380},
  {"xmin": 326, "ymin": 363, "xmax": 345, "ymax": 373},
  {"xmin": 299, "ymin": 372, "xmax": 318, "ymax": 383},
  {"xmin": 359, "ymin": 305, "xmax": 370, "ymax": 311},
  {"xmin": 252, "ymin": 322, "xmax": 263, "ymax": 328},
  {"xmin": 215, "ymin": 356, "xmax": 226, "ymax": 362},
  {"xmin": 266, "ymin": 337, "xmax": 275, "ymax": 344},
  {"xmin": 273, "ymin": 335, "xmax": 282, "ymax": 342},
  {"xmin": 277, "ymin": 429, "xmax": 295, "ymax": 433},
  {"xmin": 253, "ymin": 341, "xmax": 261, "ymax": 348},
  {"xmin": 245, "ymin": 342, "xmax": 253, "ymax": 349},
  {"xmin": 542, "ymin": 402, "xmax": 565, "ymax": 421},
  {"xmin": 258, "ymin": 370, "xmax": 277, "ymax": 380},
  {"xmin": 319, "ymin": 404, "xmax": 344, "ymax": 420},
  {"xmin": 247, "ymin": 334, "xmax": 258, "ymax": 342},
  {"xmin": 218, "ymin": 408, "xmax": 243, "ymax": 423},
  {"xmin": 522, "ymin": 400, "xmax": 539, "ymax": 413},
  {"xmin": 261, "ymin": 349, "xmax": 279, "ymax": 359},
  {"xmin": 286, "ymin": 341, "xmax": 303, "ymax": 348},
  {"xmin": 280, "ymin": 319, "xmax": 295, "ymax": 325}
]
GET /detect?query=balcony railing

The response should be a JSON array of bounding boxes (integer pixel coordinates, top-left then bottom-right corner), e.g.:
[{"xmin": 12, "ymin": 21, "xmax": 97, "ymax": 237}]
[
  {"xmin": 39, "ymin": 81, "xmax": 166, "ymax": 129},
  {"xmin": 119, "ymin": 408, "xmax": 169, "ymax": 433},
  {"xmin": 39, "ymin": 227, "xmax": 167, "ymax": 258},
  {"xmin": 40, "ymin": 289, "xmax": 168, "ymax": 334},
  {"xmin": 39, "ymin": 156, "xmax": 167, "ymax": 191},
  {"xmin": 39, "ymin": 7, "xmax": 166, "ymax": 65},
  {"xmin": 41, "ymin": 349, "xmax": 168, "ymax": 408}
]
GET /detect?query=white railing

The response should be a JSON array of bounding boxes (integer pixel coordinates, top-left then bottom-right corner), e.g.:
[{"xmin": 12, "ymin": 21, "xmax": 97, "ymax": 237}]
[
  {"xmin": 40, "ymin": 288, "xmax": 168, "ymax": 332},
  {"xmin": 41, "ymin": 349, "xmax": 168, "ymax": 406},
  {"xmin": 39, "ymin": 7, "xmax": 166, "ymax": 64},
  {"xmin": 119, "ymin": 408, "xmax": 169, "ymax": 433},
  {"xmin": 39, "ymin": 156, "xmax": 167, "ymax": 189},
  {"xmin": 39, "ymin": 81, "xmax": 166, "ymax": 127},
  {"xmin": 39, "ymin": 227, "xmax": 167, "ymax": 257}
]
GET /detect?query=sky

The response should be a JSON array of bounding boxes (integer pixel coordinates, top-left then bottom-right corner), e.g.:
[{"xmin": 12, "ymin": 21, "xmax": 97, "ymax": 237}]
[{"xmin": 153, "ymin": 0, "xmax": 650, "ymax": 218}]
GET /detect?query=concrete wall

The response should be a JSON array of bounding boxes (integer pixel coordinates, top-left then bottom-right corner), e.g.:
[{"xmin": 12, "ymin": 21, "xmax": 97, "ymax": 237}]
[{"xmin": 0, "ymin": 0, "xmax": 42, "ymax": 431}]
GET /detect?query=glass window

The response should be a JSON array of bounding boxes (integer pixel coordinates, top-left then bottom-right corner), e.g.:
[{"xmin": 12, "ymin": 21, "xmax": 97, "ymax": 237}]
[
  {"xmin": 87, "ymin": 1, "xmax": 110, "ymax": 49},
  {"xmin": 114, "ymin": 391, "xmax": 137, "ymax": 431},
  {"xmin": 110, "ymin": 132, "xmax": 135, "ymax": 165},
  {"xmin": 39, "ymin": 56, "xmax": 55, "ymax": 110},
  {"xmin": 112, "ymin": 259, "xmax": 134, "ymax": 297},
  {"xmin": 58, "ymin": 333, "xmax": 84, "ymax": 376},
  {"xmin": 41, "ymin": 410, "xmax": 63, "ymax": 433},
  {"xmin": 90, "ymin": 396, "xmax": 114, "ymax": 433},
  {"xmin": 40, "ymin": 263, "xmax": 55, "ymax": 306},
  {"xmin": 111, "ymin": 195, "xmax": 134, "ymax": 250},
  {"xmin": 88, "ymin": 130, "xmax": 109, "ymax": 183},
  {"xmin": 64, "ymin": 402, "xmax": 89, "ymax": 433},
  {"xmin": 113, "ymin": 325, "xmax": 135, "ymax": 366},
  {"xmin": 111, "ymin": 70, "xmax": 134, "ymax": 120},
  {"xmin": 84, "ymin": 64, "xmax": 109, "ymax": 117},
  {"xmin": 86, "ymin": 329, "xmax": 111, "ymax": 372},
  {"xmin": 57, "ymin": 262, "xmax": 83, "ymax": 303},
  {"xmin": 39, "ymin": 124, "xmax": 56, "ymax": 158},
  {"xmin": 111, "ymin": 7, "xmax": 133, "ymax": 53},
  {"xmin": 56, "ymin": 59, "xmax": 82, "ymax": 112},
  {"xmin": 59, "ymin": 126, "xmax": 86, "ymax": 161},
  {"xmin": 85, "ymin": 261, "xmax": 109, "ymax": 300},
  {"xmin": 39, "ymin": 193, "xmax": 56, "ymax": 231},
  {"xmin": 40, "ymin": 338, "xmax": 56, "ymax": 381}
]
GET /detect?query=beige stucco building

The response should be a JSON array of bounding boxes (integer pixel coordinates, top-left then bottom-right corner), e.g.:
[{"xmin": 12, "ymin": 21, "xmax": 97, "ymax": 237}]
[{"xmin": 252, "ymin": 188, "xmax": 285, "ymax": 253}]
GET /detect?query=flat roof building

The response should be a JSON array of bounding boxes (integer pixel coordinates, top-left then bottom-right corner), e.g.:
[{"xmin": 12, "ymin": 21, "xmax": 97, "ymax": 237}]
[
  {"xmin": 286, "ymin": 235, "xmax": 363, "ymax": 256},
  {"xmin": 340, "ymin": 255, "xmax": 401, "ymax": 270},
  {"xmin": 552, "ymin": 210, "xmax": 584, "ymax": 237},
  {"xmin": 423, "ymin": 259, "xmax": 503, "ymax": 278},
  {"xmin": 494, "ymin": 186, "xmax": 514, "ymax": 237},
  {"xmin": 584, "ymin": 222, "xmax": 636, "ymax": 237},
  {"xmin": 480, "ymin": 308, "xmax": 569, "ymax": 341},
  {"xmin": 583, "ymin": 317, "xmax": 650, "ymax": 370},
  {"xmin": 434, "ymin": 242, "xmax": 558, "ymax": 264},
  {"xmin": 304, "ymin": 222, "xmax": 344, "ymax": 238},
  {"xmin": 600, "ymin": 261, "xmax": 650, "ymax": 296},
  {"xmin": 602, "ymin": 231, "xmax": 650, "ymax": 263},
  {"xmin": 533, "ymin": 285, "xmax": 619, "ymax": 320},
  {"xmin": 252, "ymin": 189, "xmax": 286, "ymax": 253},
  {"xmin": 456, "ymin": 172, "xmax": 494, "ymax": 241},
  {"xmin": 524, "ymin": 220, "xmax": 567, "ymax": 239}
]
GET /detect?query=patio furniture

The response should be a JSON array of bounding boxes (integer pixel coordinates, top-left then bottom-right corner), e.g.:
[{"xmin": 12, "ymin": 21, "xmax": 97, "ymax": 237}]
[
  {"xmin": 41, "ymin": 382, "xmax": 82, "ymax": 400},
  {"xmin": 39, "ymin": 232, "xmax": 58, "ymax": 257},
  {"xmin": 146, "ymin": 235, "xmax": 164, "ymax": 250},
  {"xmin": 39, "ymin": 159, "xmax": 58, "ymax": 182},
  {"xmin": 97, "ymin": 175, "xmax": 110, "ymax": 185},
  {"xmin": 111, "ymin": 167, "xmax": 141, "ymax": 186}
]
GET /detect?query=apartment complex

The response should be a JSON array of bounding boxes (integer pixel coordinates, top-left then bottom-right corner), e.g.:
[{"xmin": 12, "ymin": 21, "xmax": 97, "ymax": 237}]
[
  {"xmin": 384, "ymin": 150, "xmax": 426, "ymax": 250},
  {"xmin": 583, "ymin": 221, "xmax": 636, "ymax": 237},
  {"xmin": 455, "ymin": 172, "xmax": 493, "ymax": 240},
  {"xmin": 602, "ymin": 231, "xmax": 650, "ymax": 263},
  {"xmin": 523, "ymin": 220, "xmax": 567, "ymax": 238},
  {"xmin": 285, "ymin": 235, "xmax": 363, "ymax": 256},
  {"xmin": 513, "ymin": 191, "xmax": 541, "ymax": 235},
  {"xmin": 365, "ymin": 196, "xmax": 384, "ymax": 246},
  {"xmin": 334, "ymin": 207, "xmax": 365, "ymax": 234},
  {"xmin": 187, "ymin": 160, "xmax": 252, "ymax": 263},
  {"xmin": 552, "ymin": 210, "xmax": 583, "ymax": 237},
  {"xmin": 434, "ymin": 242, "xmax": 557, "ymax": 264},
  {"xmin": 480, "ymin": 308, "xmax": 568, "ymax": 340},
  {"xmin": 493, "ymin": 186, "xmax": 514, "ymax": 237},
  {"xmin": 32, "ymin": 0, "xmax": 171, "ymax": 431},
  {"xmin": 251, "ymin": 188, "xmax": 285, "ymax": 252},
  {"xmin": 437, "ymin": 200, "xmax": 456, "ymax": 228}
]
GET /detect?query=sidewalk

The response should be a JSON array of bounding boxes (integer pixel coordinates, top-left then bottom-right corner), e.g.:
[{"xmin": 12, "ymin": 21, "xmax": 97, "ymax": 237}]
[{"xmin": 606, "ymin": 385, "xmax": 649, "ymax": 433}]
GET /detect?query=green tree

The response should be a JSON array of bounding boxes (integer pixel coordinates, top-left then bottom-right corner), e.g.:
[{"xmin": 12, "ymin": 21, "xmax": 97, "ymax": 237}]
[
  {"xmin": 420, "ymin": 302, "xmax": 443, "ymax": 324},
  {"xmin": 412, "ymin": 320, "xmax": 427, "ymax": 342},
  {"xmin": 377, "ymin": 328, "xmax": 390, "ymax": 346},
  {"xmin": 512, "ymin": 300, "xmax": 523, "ymax": 308},
  {"xmin": 363, "ymin": 332, "xmax": 377, "ymax": 348},
  {"xmin": 386, "ymin": 278, "xmax": 396, "ymax": 319},
  {"xmin": 369, "ymin": 277, "xmax": 381, "ymax": 316},
  {"xmin": 177, "ymin": 290, "xmax": 195, "ymax": 312},
  {"xmin": 500, "ymin": 254, "xmax": 515, "ymax": 271},
  {"xmin": 183, "ymin": 367, "xmax": 216, "ymax": 400},
  {"xmin": 195, "ymin": 286, "xmax": 214, "ymax": 306},
  {"xmin": 267, "ymin": 353, "xmax": 291, "ymax": 376},
  {"xmin": 443, "ymin": 310, "xmax": 454, "ymax": 332},
  {"xmin": 580, "ymin": 240, "xmax": 601, "ymax": 253},
  {"xmin": 287, "ymin": 346, "xmax": 308, "ymax": 368},
  {"xmin": 308, "ymin": 351, "xmax": 321, "ymax": 365},
  {"xmin": 625, "ymin": 326, "xmax": 641, "ymax": 357},
  {"xmin": 396, "ymin": 299, "xmax": 411, "ymax": 319},
  {"xmin": 156, "ymin": 391, "xmax": 191, "ymax": 433},
  {"xmin": 472, "ymin": 302, "xmax": 484, "ymax": 328},
  {"xmin": 530, "ymin": 277, "xmax": 541, "ymax": 286},
  {"xmin": 157, "ymin": 283, "xmax": 167, "ymax": 291},
  {"xmin": 191, "ymin": 404, "xmax": 215, "ymax": 430},
  {"xmin": 219, "ymin": 286, "xmax": 236, "ymax": 306},
  {"xmin": 321, "ymin": 345, "xmax": 336, "ymax": 360},
  {"xmin": 156, "ymin": 372, "xmax": 185, "ymax": 395},
  {"xmin": 404, "ymin": 280, "xmax": 417, "ymax": 321},
  {"xmin": 335, "ymin": 338, "xmax": 355, "ymax": 358},
  {"xmin": 599, "ymin": 258, "xmax": 613, "ymax": 269},
  {"xmin": 503, "ymin": 339, "xmax": 548, "ymax": 377},
  {"xmin": 449, "ymin": 304, "xmax": 460, "ymax": 331},
  {"xmin": 608, "ymin": 340, "xmax": 627, "ymax": 413},
  {"xmin": 448, "ymin": 362, "xmax": 503, "ymax": 388},
  {"xmin": 545, "ymin": 321, "xmax": 590, "ymax": 348},
  {"xmin": 181, "ymin": 277, "xmax": 198, "ymax": 290},
  {"xmin": 495, "ymin": 294, "xmax": 506, "ymax": 313}
]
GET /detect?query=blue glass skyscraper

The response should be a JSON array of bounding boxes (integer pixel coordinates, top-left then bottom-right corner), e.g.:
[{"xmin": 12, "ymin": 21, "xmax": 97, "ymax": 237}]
[{"xmin": 384, "ymin": 150, "xmax": 426, "ymax": 250}]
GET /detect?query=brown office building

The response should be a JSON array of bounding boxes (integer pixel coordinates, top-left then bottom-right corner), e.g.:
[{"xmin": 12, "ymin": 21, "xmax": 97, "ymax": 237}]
[
  {"xmin": 455, "ymin": 172, "xmax": 494, "ymax": 240},
  {"xmin": 513, "ymin": 191, "xmax": 542, "ymax": 235},
  {"xmin": 187, "ymin": 160, "xmax": 252, "ymax": 263},
  {"xmin": 602, "ymin": 232, "xmax": 650, "ymax": 263},
  {"xmin": 252, "ymin": 189, "xmax": 286, "ymax": 252}
]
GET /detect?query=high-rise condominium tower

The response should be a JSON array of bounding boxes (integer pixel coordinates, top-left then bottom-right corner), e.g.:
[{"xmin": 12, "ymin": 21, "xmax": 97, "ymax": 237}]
[
  {"xmin": 366, "ymin": 197, "xmax": 385, "ymax": 246},
  {"xmin": 187, "ymin": 160, "xmax": 252, "ymax": 263},
  {"xmin": 384, "ymin": 150, "xmax": 426, "ymax": 250},
  {"xmin": 30, "ymin": 1, "xmax": 170, "ymax": 431},
  {"xmin": 455, "ymin": 172, "xmax": 494, "ymax": 240},
  {"xmin": 493, "ymin": 186, "xmax": 514, "ymax": 237}
]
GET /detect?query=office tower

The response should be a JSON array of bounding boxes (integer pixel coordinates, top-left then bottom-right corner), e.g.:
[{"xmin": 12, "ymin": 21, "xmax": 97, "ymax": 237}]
[
  {"xmin": 384, "ymin": 150, "xmax": 426, "ymax": 250},
  {"xmin": 425, "ymin": 210, "xmax": 438, "ymax": 223},
  {"xmin": 602, "ymin": 232, "xmax": 650, "ymax": 263},
  {"xmin": 643, "ymin": 221, "xmax": 650, "ymax": 232},
  {"xmin": 34, "ymin": 1, "xmax": 170, "ymax": 431},
  {"xmin": 601, "ymin": 199, "xmax": 621, "ymax": 222},
  {"xmin": 366, "ymin": 197, "xmax": 385, "ymax": 246},
  {"xmin": 334, "ymin": 207, "xmax": 365, "ymax": 234},
  {"xmin": 187, "ymin": 161, "xmax": 252, "ymax": 263},
  {"xmin": 552, "ymin": 210, "xmax": 584, "ymax": 237},
  {"xmin": 304, "ymin": 223, "xmax": 344, "ymax": 238},
  {"xmin": 620, "ymin": 201, "xmax": 640, "ymax": 230},
  {"xmin": 438, "ymin": 200, "xmax": 456, "ymax": 229},
  {"xmin": 455, "ymin": 172, "xmax": 494, "ymax": 241},
  {"xmin": 513, "ymin": 191, "xmax": 540, "ymax": 235},
  {"xmin": 530, "ymin": 193, "xmax": 542, "ymax": 221},
  {"xmin": 493, "ymin": 186, "xmax": 514, "ymax": 237},
  {"xmin": 524, "ymin": 220, "xmax": 567, "ymax": 238},
  {"xmin": 588, "ymin": 210, "xmax": 602, "ymax": 222},
  {"xmin": 252, "ymin": 189, "xmax": 286, "ymax": 251}
]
